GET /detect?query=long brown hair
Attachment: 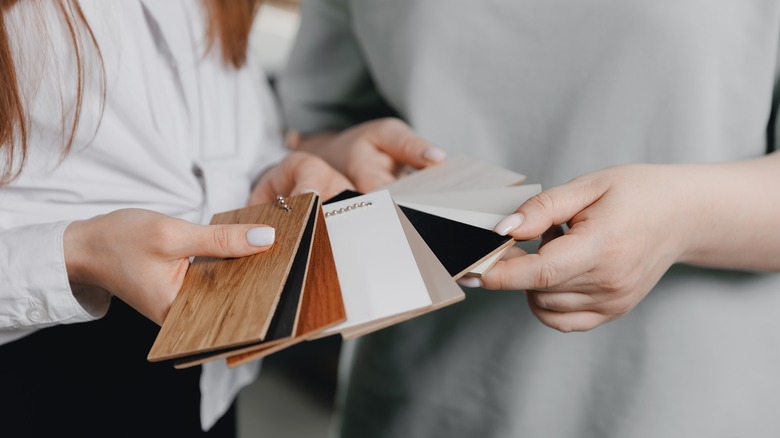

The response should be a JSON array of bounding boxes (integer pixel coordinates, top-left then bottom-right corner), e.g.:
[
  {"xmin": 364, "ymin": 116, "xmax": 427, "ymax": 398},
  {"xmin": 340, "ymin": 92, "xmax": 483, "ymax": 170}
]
[{"xmin": 0, "ymin": 0, "xmax": 263, "ymax": 186}]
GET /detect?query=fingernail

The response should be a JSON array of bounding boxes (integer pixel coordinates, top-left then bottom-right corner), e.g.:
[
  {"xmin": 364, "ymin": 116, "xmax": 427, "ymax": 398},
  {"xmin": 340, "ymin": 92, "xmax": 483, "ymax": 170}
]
[
  {"xmin": 247, "ymin": 227, "xmax": 275, "ymax": 246},
  {"xmin": 422, "ymin": 146, "xmax": 447, "ymax": 162},
  {"xmin": 493, "ymin": 213, "xmax": 524, "ymax": 236},
  {"xmin": 300, "ymin": 188, "xmax": 320, "ymax": 196},
  {"xmin": 457, "ymin": 276, "xmax": 482, "ymax": 288}
]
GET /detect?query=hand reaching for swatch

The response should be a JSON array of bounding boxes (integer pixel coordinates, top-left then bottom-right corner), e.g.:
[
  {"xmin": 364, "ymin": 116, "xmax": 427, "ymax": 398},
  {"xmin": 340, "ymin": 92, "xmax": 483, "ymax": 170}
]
[
  {"xmin": 464, "ymin": 156, "xmax": 780, "ymax": 332},
  {"xmin": 249, "ymin": 151, "xmax": 354, "ymax": 205},
  {"xmin": 291, "ymin": 117, "xmax": 447, "ymax": 192}
]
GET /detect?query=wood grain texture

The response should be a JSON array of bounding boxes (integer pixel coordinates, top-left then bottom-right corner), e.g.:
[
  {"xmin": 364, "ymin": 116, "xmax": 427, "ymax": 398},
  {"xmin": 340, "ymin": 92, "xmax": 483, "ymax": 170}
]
[
  {"xmin": 262, "ymin": 202, "xmax": 318, "ymax": 341},
  {"xmin": 171, "ymin": 337, "xmax": 288, "ymax": 369},
  {"xmin": 225, "ymin": 206, "xmax": 346, "ymax": 367},
  {"xmin": 318, "ymin": 190, "xmax": 432, "ymax": 336},
  {"xmin": 148, "ymin": 193, "xmax": 316, "ymax": 362},
  {"xmin": 173, "ymin": 202, "xmax": 347, "ymax": 369},
  {"xmin": 172, "ymin": 202, "xmax": 323, "ymax": 370},
  {"xmin": 294, "ymin": 204, "xmax": 346, "ymax": 335}
]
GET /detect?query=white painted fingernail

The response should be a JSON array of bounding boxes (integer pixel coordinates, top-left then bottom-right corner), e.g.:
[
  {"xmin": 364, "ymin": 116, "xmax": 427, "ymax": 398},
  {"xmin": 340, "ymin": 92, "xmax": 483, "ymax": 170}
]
[
  {"xmin": 247, "ymin": 227, "xmax": 275, "ymax": 246},
  {"xmin": 457, "ymin": 276, "xmax": 482, "ymax": 288},
  {"xmin": 493, "ymin": 213, "xmax": 524, "ymax": 236},
  {"xmin": 422, "ymin": 146, "xmax": 447, "ymax": 162}
]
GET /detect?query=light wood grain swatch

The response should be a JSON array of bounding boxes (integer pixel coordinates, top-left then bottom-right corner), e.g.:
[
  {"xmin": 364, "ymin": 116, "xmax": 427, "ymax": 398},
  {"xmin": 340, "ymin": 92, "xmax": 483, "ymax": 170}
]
[
  {"xmin": 171, "ymin": 200, "xmax": 324, "ymax": 369},
  {"xmin": 148, "ymin": 193, "xmax": 316, "ymax": 362},
  {"xmin": 174, "ymin": 204, "xmax": 347, "ymax": 368},
  {"xmin": 224, "ymin": 203, "xmax": 348, "ymax": 367}
]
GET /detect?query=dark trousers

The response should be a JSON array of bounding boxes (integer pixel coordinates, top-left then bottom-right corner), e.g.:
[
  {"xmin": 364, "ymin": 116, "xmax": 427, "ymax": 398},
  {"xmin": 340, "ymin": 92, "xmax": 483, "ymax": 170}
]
[{"xmin": 0, "ymin": 297, "xmax": 236, "ymax": 437}]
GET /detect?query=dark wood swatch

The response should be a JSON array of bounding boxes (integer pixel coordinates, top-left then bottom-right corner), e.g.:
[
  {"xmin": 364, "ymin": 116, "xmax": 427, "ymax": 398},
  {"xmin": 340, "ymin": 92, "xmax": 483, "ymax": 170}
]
[{"xmin": 291, "ymin": 203, "xmax": 346, "ymax": 335}]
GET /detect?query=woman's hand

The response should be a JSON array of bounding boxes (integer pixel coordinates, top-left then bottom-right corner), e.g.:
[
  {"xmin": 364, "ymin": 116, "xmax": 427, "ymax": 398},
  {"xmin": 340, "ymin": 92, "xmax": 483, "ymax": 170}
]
[
  {"xmin": 249, "ymin": 151, "xmax": 354, "ymax": 205},
  {"xmin": 466, "ymin": 164, "xmax": 703, "ymax": 332},
  {"xmin": 64, "ymin": 209, "xmax": 276, "ymax": 325},
  {"xmin": 294, "ymin": 117, "xmax": 447, "ymax": 192},
  {"xmin": 466, "ymin": 154, "xmax": 780, "ymax": 332}
]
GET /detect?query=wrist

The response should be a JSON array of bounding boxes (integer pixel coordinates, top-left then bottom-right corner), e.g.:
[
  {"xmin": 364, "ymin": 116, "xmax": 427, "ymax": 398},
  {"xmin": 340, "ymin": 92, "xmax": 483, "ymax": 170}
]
[
  {"xmin": 654, "ymin": 164, "xmax": 710, "ymax": 265},
  {"xmin": 669, "ymin": 162, "xmax": 747, "ymax": 267},
  {"xmin": 63, "ymin": 219, "xmax": 94, "ymax": 286}
]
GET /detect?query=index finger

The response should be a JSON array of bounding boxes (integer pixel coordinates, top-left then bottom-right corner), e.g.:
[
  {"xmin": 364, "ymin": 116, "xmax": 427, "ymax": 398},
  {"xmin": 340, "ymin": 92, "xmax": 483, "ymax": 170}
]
[
  {"xmin": 494, "ymin": 176, "xmax": 605, "ymax": 241},
  {"xmin": 369, "ymin": 119, "xmax": 446, "ymax": 169}
]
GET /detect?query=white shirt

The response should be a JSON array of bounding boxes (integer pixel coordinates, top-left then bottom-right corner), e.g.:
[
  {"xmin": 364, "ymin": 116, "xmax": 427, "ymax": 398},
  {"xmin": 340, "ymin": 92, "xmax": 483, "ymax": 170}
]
[{"xmin": 0, "ymin": 0, "xmax": 286, "ymax": 430}]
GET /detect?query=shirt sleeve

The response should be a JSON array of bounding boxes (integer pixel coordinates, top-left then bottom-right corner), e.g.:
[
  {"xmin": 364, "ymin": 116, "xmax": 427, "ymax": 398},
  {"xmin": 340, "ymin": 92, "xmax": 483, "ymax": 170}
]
[
  {"xmin": 0, "ymin": 221, "xmax": 111, "ymax": 340},
  {"xmin": 278, "ymin": 0, "xmax": 398, "ymax": 134}
]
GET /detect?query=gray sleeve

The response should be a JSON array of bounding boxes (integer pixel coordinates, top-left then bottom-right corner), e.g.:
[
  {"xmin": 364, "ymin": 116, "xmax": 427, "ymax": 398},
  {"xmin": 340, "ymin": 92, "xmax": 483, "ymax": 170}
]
[{"xmin": 277, "ymin": 0, "xmax": 397, "ymax": 135}]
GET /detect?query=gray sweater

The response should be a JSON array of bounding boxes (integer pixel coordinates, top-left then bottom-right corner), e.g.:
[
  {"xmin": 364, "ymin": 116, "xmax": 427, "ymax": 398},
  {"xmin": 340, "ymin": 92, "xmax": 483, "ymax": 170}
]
[{"xmin": 280, "ymin": 1, "xmax": 780, "ymax": 437}]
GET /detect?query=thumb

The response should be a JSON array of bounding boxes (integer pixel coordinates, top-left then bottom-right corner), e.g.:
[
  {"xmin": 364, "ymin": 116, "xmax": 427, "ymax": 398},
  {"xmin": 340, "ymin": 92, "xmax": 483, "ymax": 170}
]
[
  {"xmin": 369, "ymin": 119, "xmax": 447, "ymax": 169},
  {"xmin": 492, "ymin": 178, "xmax": 605, "ymax": 240},
  {"xmin": 179, "ymin": 223, "xmax": 275, "ymax": 258}
]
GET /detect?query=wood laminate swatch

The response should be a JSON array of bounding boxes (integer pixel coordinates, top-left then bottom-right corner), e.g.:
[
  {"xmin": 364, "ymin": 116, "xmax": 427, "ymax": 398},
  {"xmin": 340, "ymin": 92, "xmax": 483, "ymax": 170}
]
[
  {"xmin": 171, "ymin": 331, "xmax": 289, "ymax": 369},
  {"xmin": 292, "ymin": 205, "xmax": 346, "ymax": 335},
  {"xmin": 340, "ymin": 204, "xmax": 465, "ymax": 340},
  {"xmin": 395, "ymin": 203, "xmax": 508, "ymax": 231},
  {"xmin": 148, "ymin": 193, "xmax": 316, "ymax": 362},
  {"xmin": 224, "ymin": 208, "xmax": 347, "ymax": 368},
  {"xmin": 466, "ymin": 246, "xmax": 510, "ymax": 277},
  {"xmin": 385, "ymin": 155, "xmax": 527, "ymax": 196},
  {"xmin": 172, "ymin": 201, "xmax": 323, "ymax": 369},
  {"xmin": 395, "ymin": 185, "xmax": 542, "ymax": 240},
  {"xmin": 261, "ymin": 202, "xmax": 318, "ymax": 341},
  {"xmin": 394, "ymin": 185, "xmax": 542, "ymax": 216},
  {"xmin": 399, "ymin": 205, "xmax": 514, "ymax": 280},
  {"xmin": 320, "ymin": 190, "xmax": 432, "ymax": 336},
  {"xmin": 325, "ymin": 190, "xmax": 513, "ymax": 278}
]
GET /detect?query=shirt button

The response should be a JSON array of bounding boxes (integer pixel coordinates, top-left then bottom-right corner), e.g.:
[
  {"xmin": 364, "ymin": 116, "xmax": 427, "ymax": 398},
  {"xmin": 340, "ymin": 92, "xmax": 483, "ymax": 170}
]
[
  {"xmin": 192, "ymin": 164, "xmax": 204, "ymax": 178},
  {"xmin": 27, "ymin": 308, "xmax": 47, "ymax": 323}
]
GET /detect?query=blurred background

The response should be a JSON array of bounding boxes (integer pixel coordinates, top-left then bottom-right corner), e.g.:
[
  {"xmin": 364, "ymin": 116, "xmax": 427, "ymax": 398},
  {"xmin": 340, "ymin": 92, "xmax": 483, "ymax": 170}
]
[
  {"xmin": 250, "ymin": 0, "xmax": 301, "ymax": 80},
  {"xmin": 238, "ymin": 1, "xmax": 343, "ymax": 437}
]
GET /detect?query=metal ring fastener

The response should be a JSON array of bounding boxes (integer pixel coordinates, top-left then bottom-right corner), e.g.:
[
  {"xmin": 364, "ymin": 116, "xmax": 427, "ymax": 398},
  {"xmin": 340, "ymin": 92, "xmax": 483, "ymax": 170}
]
[{"xmin": 277, "ymin": 195, "xmax": 292, "ymax": 212}]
